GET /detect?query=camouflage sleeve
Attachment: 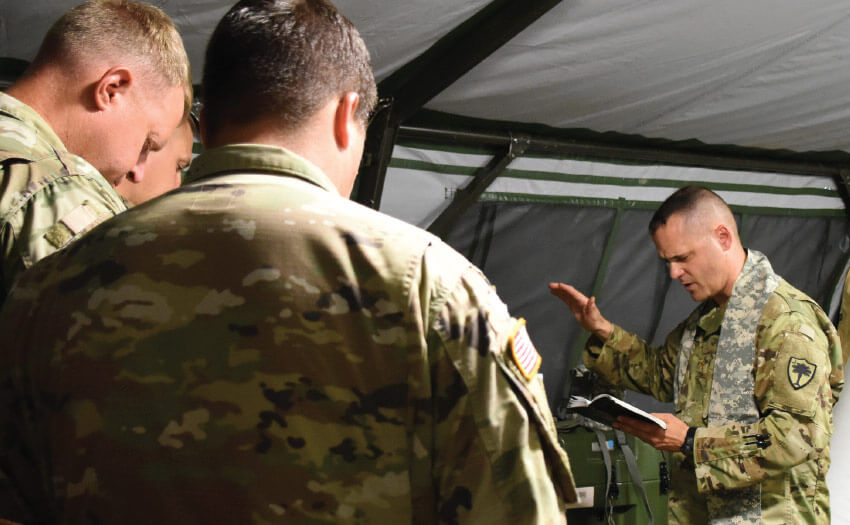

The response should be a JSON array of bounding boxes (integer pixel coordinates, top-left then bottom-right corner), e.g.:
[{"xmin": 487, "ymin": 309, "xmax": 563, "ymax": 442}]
[
  {"xmin": 424, "ymin": 242, "xmax": 574, "ymax": 524},
  {"xmin": 582, "ymin": 323, "xmax": 682, "ymax": 402},
  {"xmin": 692, "ymin": 308, "xmax": 833, "ymax": 494},
  {"xmin": 0, "ymin": 158, "xmax": 125, "ymax": 294}
]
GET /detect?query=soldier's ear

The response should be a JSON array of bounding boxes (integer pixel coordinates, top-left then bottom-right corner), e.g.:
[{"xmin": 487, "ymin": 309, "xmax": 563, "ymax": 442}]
[
  {"xmin": 715, "ymin": 224, "xmax": 733, "ymax": 250},
  {"xmin": 94, "ymin": 66, "xmax": 133, "ymax": 111},
  {"xmin": 333, "ymin": 91, "xmax": 360, "ymax": 150}
]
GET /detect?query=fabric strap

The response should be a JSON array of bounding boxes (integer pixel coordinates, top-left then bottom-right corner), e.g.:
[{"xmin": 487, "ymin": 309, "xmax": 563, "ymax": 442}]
[
  {"xmin": 592, "ymin": 428, "xmax": 616, "ymax": 523},
  {"xmin": 614, "ymin": 429, "xmax": 654, "ymax": 525}
]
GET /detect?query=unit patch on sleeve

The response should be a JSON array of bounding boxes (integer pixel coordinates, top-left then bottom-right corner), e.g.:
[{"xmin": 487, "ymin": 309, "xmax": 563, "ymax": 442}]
[
  {"xmin": 787, "ymin": 357, "xmax": 816, "ymax": 390},
  {"xmin": 509, "ymin": 319, "xmax": 542, "ymax": 381}
]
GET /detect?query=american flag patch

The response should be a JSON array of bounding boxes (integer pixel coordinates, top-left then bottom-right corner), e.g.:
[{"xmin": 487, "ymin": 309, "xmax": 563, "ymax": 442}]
[{"xmin": 509, "ymin": 319, "xmax": 541, "ymax": 381}]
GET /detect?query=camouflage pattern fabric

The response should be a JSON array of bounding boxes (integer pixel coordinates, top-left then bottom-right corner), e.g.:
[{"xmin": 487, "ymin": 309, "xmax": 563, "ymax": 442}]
[
  {"xmin": 0, "ymin": 92, "xmax": 127, "ymax": 305},
  {"xmin": 0, "ymin": 143, "xmax": 575, "ymax": 524},
  {"xmin": 584, "ymin": 251, "xmax": 842, "ymax": 524},
  {"xmin": 677, "ymin": 250, "xmax": 778, "ymax": 523}
]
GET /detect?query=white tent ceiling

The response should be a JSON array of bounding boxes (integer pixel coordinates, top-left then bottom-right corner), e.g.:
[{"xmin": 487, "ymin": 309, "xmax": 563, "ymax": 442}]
[{"xmin": 3, "ymin": 0, "xmax": 850, "ymax": 155}]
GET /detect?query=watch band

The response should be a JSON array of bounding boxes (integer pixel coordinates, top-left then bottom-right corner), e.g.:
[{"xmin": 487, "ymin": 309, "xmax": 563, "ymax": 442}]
[{"xmin": 680, "ymin": 426, "xmax": 697, "ymax": 457}]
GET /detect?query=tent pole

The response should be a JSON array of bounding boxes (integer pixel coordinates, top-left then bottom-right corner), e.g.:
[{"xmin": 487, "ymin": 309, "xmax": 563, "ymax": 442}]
[
  {"xmin": 378, "ymin": 0, "xmax": 565, "ymax": 124},
  {"xmin": 568, "ymin": 203, "xmax": 625, "ymax": 368},
  {"xmin": 353, "ymin": 0, "xmax": 565, "ymax": 210},
  {"xmin": 427, "ymin": 134, "xmax": 529, "ymax": 238},
  {"xmin": 353, "ymin": 98, "xmax": 397, "ymax": 209},
  {"xmin": 398, "ymin": 126, "xmax": 850, "ymax": 181},
  {"xmin": 836, "ymin": 169, "xmax": 850, "ymax": 217}
]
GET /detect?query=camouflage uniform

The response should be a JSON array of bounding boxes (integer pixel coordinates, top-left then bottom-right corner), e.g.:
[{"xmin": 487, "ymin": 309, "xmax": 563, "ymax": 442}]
[
  {"xmin": 0, "ymin": 143, "xmax": 576, "ymax": 524},
  {"xmin": 0, "ymin": 91, "xmax": 127, "ymax": 304},
  {"xmin": 584, "ymin": 251, "xmax": 842, "ymax": 524}
]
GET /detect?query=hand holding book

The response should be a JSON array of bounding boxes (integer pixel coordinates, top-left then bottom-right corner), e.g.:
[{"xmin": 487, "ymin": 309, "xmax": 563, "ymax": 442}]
[
  {"xmin": 563, "ymin": 367, "xmax": 691, "ymax": 452},
  {"xmin": 567, "ymin": 393, "xmax": 668, "ymax": 430}
]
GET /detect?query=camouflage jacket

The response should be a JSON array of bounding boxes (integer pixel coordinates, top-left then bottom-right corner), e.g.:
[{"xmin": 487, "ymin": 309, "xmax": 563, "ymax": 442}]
[
  {"xmin": 584, "ymin": 262, "xmax": 842, "ymax": 524},
  {"xmin": 0, "ymin": 143, "xmax": 575, "ymax": 524},
  {"xmin": 0, "ymin": 92, "xmax": 126, "ymax": 304}
]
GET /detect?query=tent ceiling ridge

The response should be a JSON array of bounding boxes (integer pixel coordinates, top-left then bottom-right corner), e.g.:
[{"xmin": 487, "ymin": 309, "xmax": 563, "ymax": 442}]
[{"xmin": 397, "ymin": 125, "xmax": 849, "ymax": 179}]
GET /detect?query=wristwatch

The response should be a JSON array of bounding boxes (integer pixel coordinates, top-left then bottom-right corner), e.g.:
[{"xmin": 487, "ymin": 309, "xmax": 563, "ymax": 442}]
[{"xmin": 680, "ymin": 426, "xmax": 697, "ymax": 457}]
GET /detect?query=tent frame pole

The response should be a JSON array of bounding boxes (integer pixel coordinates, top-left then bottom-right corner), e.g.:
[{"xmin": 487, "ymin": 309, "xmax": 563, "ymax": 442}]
[
  {"xmin": 568, "ymin": 202, "xmax": 625, "ymax": 368},
  {"xmin": 427, "ymin": 134, "xmax": 529, "ymax": 238},
  {"xmin": 399, "ymin": 125, "xmax": 850, "ymax": 218},
  {"xmin": 354, "ymin": 98, "xmax": 397, "ymax": 208},
  {"xmin": 353, "ymin": 0, "xmax": 565, "ymax": 209},
  {"xmin": 838, "ymin": 169, "xmax": 850, "ymax": 214},
  {"xmin": 398, "ymin": 126, "xmax": 850, "ymax": 180}
]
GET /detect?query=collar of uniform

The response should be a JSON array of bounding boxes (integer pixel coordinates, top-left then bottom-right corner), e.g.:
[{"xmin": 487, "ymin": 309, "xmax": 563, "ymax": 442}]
[
  {"xmin": 0, "ymin": 91, "xmax": 66, "ymax": 152},
  {"xmin": 184, "ymin": 143, "xmax": 337, "ymax": 194},
  {"xmin": 697, "ymin": 300, "xmax": 726, "ymax": 335}
]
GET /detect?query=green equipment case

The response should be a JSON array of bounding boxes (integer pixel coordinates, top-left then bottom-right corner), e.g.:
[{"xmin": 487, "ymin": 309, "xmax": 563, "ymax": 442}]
[{"xmin": 558, "ymin": 423, "xmax": 669, "ymax": 524}]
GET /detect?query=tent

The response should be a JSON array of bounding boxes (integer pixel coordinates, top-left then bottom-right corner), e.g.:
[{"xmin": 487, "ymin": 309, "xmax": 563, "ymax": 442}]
[{"xmin": 3, "ymin": 0, "xmax": 850, "ymax": 520}]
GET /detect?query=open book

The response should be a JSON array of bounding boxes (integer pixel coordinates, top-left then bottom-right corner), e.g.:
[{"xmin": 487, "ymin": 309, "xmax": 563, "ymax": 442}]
[{"xmin": 567, "ymin": 394, "xmax": 667, "ymax": 430}]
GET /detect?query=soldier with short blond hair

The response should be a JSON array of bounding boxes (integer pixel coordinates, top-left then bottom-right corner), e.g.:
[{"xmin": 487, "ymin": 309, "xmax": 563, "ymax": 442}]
[
  {"xmin": 552, "ymin": 185, "xmax": 844, "ymax": 524},
  {"xmin": 0, "ymin": 0, "xmax": 191, "ymax": 303}
]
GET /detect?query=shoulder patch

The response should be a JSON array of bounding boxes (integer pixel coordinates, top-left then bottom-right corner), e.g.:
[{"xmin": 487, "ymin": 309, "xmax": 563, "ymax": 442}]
[
  {"xmin": 509, "ymin": 319, "xmax": 541, "ymax": 381},
  {"xmin": 61, "ymin": 201, "xmax": 99, "ymax": 235},
  {"xmin": 797, "ymin": 323, "xmax": 816, "ymax": 342},
  {"xmin": 787, "ymin": 357, "xmax": 817, "ymax": 390},
  {"xmin": 43, "ymin": 222, "xmax": 73, "ymax": 249}
]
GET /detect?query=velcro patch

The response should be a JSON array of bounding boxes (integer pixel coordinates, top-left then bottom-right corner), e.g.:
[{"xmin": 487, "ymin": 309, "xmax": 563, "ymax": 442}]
[
  {"xmin": 43, "ymin": 222, "xmax": 73, "ymax": 249},
  {"xmin": 509, "ymin": 319, "xmax": 541, "ymax": 381},
  {"xmin": 797, "ymin": 323, "xmax": 816, "ymax": 342},
  {"xmin": 60, "ymin": 201, "xmax": 98, "ymax": 235},
  {"xmin": 787, "ymin": 357, "xmax": 816, "ymax": 390}
]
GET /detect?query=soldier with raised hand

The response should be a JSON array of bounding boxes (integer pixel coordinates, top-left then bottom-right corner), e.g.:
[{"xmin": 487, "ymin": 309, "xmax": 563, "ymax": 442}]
[
  {"xmin": 0, "ymin": 0, "xmax": 191, "ymax": 304},
  {"xmin": 551, "ymin": 185, "xmax": 845, "ymax": 524},
  {"xmin": 0, "ymin": 0, "xmax": 575, "ymax": 522}
]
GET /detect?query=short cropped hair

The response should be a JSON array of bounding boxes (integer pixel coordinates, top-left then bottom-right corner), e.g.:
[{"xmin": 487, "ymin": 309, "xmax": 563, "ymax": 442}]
[
  {"xmin": 31, "ymin": 0, "xmax": 192, "ymax": 113},
  {"xmin": 649, "ymin": 185, "xmax": 727, "ymax": 234},
  {"xmin": 202, "ymin": 0, "xmax": 378, "ymax": 140}
]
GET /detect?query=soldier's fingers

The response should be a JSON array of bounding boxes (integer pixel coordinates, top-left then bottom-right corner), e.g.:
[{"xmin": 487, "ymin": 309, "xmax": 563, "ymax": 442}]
[
  {"xmin": 613, "ymin": 417, "xmax": 643, "ymax": 437},
  {"xmin": 616, "ymin": 416, "xmax": 665, "ymax": 442},
  {"xmin": 549, "ymin": 283, "xmax": 584, "ymax": 301},
  {"xmin": 585, "ymin": 296, "xmax": 597, "ymax": 315},
  {"xmin": 549, "ymin": 283, "xmax": 586, "ymax": 313}
]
